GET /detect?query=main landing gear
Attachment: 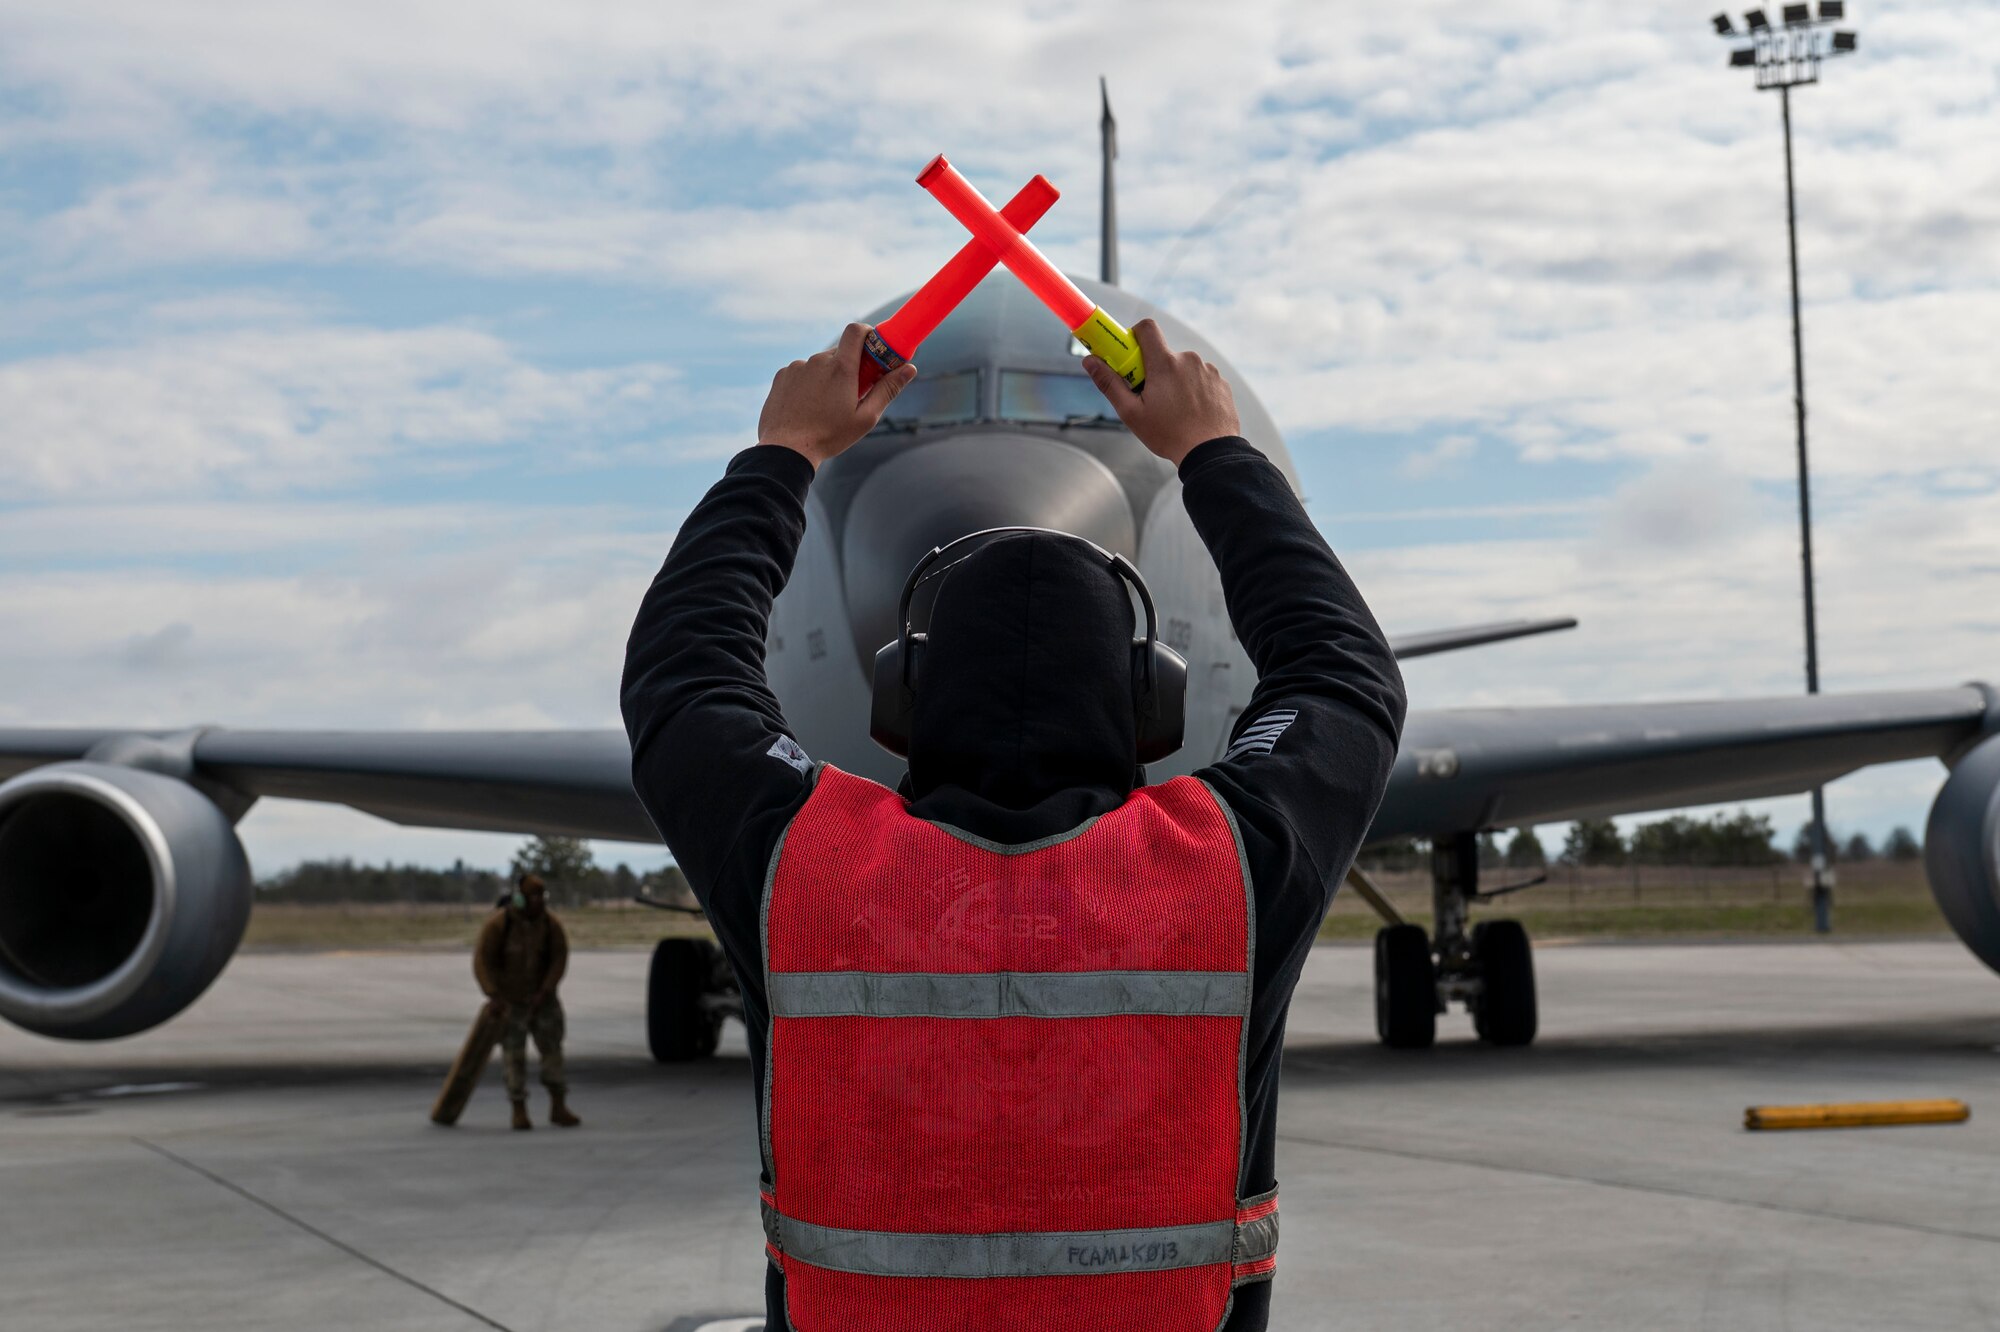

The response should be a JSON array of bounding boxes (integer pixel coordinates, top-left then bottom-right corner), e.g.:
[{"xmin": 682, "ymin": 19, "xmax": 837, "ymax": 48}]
[{"xmin": 1361, "ymin": 832, "xmax": 1538, "ymax": 1049}]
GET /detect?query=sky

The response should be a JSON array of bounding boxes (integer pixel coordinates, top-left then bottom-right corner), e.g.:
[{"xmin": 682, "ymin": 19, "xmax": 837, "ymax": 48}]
[{"xmin": 1, "ymin": 1, "xmax": 1996, "ymax": 877}]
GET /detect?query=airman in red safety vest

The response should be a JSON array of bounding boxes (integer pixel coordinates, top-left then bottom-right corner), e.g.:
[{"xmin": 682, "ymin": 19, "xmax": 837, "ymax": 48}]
[{"xmin": 623, "ymin": 318, "xmax": 1406, "ymax": 1331}]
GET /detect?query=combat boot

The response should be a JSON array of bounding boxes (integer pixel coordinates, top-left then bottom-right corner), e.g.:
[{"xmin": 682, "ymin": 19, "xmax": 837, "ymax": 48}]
[
  {"xmin": 549, "ymin": 1091, "xmax": 581, "ymax": 1128},
  {"xmin": 511, "ymin": 1099, "xmax": 533, "ymax": 1131}
]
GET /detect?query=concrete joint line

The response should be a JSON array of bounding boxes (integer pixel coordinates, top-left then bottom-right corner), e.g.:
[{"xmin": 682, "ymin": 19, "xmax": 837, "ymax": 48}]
[
  {"xmin": 1278, "ymin": 1132, "xmax": 2000, "ymax": 1247},
  {"xmin": 132, "ymin": 1137, "xmax": 516, "ymax": 1331}
]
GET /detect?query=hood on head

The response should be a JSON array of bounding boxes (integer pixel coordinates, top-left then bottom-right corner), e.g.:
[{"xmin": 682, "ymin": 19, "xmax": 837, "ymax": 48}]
[{"xmin": 906, "ymin": 532, "xmax": 1139, "ymax": 811}]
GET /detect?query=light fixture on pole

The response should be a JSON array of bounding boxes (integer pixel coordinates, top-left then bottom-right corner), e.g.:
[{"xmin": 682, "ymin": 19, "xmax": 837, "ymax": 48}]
[{"xmin": 1711, "ymin": 4, "xmax": 1858, "ymax": 933}]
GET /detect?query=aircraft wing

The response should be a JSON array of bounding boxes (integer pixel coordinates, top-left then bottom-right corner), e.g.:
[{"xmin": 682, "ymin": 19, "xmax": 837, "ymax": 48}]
[
  {"xmin": 0, "ymin": 727, "xmax": 657, "ymax": 843},
  {"xmin": 1369, "ymin": 684, "xmax": 1998, "ymax": 841},
  {"xmin": 0, "ymin": 729, "xmax": 129, "ymax": 779},
  {"xmin": 1, "ymin": 682, "xmax": 1993, "ymax": 848},
  {"xmin": 1387, "ymin": 616, "xmax": 1577, "ymax": 660}
]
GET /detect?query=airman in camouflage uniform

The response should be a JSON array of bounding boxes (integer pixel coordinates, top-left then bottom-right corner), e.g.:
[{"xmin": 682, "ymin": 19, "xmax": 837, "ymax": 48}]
[{"xmin": 474, "ymin": 873, "xmax": 581, "ymax": 1130}]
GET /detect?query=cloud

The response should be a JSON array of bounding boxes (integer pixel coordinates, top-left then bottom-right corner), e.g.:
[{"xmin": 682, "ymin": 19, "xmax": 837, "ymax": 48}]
[
  {"xmin": 1363, "ymin": 479, "xmax": 2000, "ymax": 717},
  {"xmin": 117, "ymin": 620, "xmax": 194, "ymax": 670},
  {"xmin": 1400, "ymin": 433, "xmax": 1477, "ymax": 480},
  {"xmin": 0, "ymin": 507, "xmax": 672, "ymax": 730},
  {"xmin": 1592, "ymin": 458, "xmax": 1761, "ymax": 554},
  {"xmin": 0, "ymin": 321, "xmax": 688, "ymax": 499},
  {"xmin": 0, "ymin": 498, "xmax": 656, "ymax": 564},
  {"xmin": 1325, "ymin": 498, "xmax": 1600, "ymax": 525},
  {"xmin": 38, "ymin": 164, "xmax": 320, "ymax": 270},
  {"xmin": 8, "ymin": 3, "xmax": 1996, "ymax": 358},
  {"xmin": 0, "ymin": 0, "xmax": 1994, "ymax": 866}
]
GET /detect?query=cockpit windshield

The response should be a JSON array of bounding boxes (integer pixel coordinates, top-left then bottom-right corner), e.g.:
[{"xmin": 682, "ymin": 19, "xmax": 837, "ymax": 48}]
[
  {"xmin": 997, "ymin": 370, "xmax": 1118, "ymax": 426},
  {"xmin": 869, "ymin": 367, "xmax": 1122, "ymax": 433},
  {"xmin": 876, "ymin": 369, "xmax": 980, "ymax": 430}
]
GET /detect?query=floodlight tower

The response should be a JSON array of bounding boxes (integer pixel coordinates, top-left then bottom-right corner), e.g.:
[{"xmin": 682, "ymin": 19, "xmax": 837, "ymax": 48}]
[{"xmin": 1712, "ymin": 3, "xmax": 1858, "ymax": 933}]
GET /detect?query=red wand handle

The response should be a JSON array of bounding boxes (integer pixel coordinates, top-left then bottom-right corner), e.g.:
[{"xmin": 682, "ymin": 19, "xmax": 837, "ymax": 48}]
[{"xmin": 860, "ymin": 173, "xmax": 1060, "ymax": 395}]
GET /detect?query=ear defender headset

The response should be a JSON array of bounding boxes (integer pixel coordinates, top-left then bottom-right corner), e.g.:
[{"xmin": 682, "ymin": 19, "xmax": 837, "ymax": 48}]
[{"xmin": 870, "ymin": 527, "xmax": 1188, "ymax": 764}]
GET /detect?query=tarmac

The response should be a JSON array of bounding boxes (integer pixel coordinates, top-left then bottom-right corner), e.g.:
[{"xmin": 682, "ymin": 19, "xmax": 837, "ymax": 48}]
[{"xmin": 3, "ymin": 938, "xmax": 1998, "ymax": 1331}]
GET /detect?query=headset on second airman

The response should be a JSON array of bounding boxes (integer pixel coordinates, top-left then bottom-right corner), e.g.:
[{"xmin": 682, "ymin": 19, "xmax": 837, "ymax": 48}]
[{"xmin": 869, "ymin": 526, "xmax": 1188, "ymax": 763}]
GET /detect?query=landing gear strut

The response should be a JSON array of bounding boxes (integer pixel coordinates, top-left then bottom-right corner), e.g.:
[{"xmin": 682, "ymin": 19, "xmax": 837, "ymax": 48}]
[{"xmin": 1365, "ymin": 832, "xmax": 1538, "ymax": 1048}]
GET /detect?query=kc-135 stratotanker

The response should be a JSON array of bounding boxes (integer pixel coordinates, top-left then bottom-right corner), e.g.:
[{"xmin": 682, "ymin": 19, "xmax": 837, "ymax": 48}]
[{"xmin": 2, "ymin": 94, "xmax": 1997, "ymax": 1056}]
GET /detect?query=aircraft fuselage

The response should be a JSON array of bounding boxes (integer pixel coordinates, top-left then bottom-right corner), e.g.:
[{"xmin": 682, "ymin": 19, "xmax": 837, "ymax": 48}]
[{"xmin": 767, "ymin": 273, "xmax": 1297, "ymax": 785}]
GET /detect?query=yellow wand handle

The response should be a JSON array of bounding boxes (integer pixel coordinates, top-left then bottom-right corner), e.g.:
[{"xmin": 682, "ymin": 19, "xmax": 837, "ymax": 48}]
[{"xmin": 1072, "ymin": 307, "xmax": 1145, "ymax": 390}]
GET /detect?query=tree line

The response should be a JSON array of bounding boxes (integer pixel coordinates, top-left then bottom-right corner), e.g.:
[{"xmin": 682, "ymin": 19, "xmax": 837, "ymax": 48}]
[
  {"xmin": 1357, "ymin": 810, "xmax": 1924, "ymax": 873},
  {"xmin": 264, "ymin": 817, "xmax": 1926, "ymax": 903},
  {"xmin": 257, "ymin": 836, "xmax": 692, "ymax": 906}
]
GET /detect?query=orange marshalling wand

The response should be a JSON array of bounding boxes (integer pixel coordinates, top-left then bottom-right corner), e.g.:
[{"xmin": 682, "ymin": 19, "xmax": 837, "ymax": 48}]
[
  {"xmin": 918, "ymin": 154, "xmax": 1145, "ymax": 390},
  {"xmin": 859, "ymin": 174, "xmax": 1060, "ymax": 395}
]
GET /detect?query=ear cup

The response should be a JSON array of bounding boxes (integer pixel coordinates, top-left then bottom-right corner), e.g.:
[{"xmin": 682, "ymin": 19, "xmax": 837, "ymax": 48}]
[
  {"xmin": 1133, "ymin": 642, "xmax": 1188, "ymax": 765},
  {"xmin": 869, "ymin": 635, "xmax": 922, "ymax": 757}
]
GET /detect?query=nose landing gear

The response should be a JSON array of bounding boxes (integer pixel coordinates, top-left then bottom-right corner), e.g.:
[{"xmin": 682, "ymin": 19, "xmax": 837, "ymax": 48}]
[
  {"xmin": 647, "ymin": 936, "xmax": 736, "ymax": 1062},
  {"xmin": 1373, "ymin": 922, "xmax": 1437, "ymax": 1048},
  {"xmin": 1360, "ymin": 831, "xmax": 1539, "ymax": 1049},
  {"xmin": 633, "ymin": 891, "xmax": 743, "ymax": 1063},
  {"xmin": 1468, "ymin": 918, "xmax": 1536, "ymax": 1047}
]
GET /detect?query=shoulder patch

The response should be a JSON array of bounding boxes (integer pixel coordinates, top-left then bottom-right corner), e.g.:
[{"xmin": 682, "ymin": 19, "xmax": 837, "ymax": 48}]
[
  {"xmin": 765, "ymin": 735, "xmax": 813, "ymax": 775},
  {"xmin": 1223, "ymin": 709, "xmax": 1298, "ymax": 762}
]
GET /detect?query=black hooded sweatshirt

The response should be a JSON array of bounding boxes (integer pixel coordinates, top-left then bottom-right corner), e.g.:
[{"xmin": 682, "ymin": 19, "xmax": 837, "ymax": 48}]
[{"xmin": 622, "ymin": 436, "xmax": 1406, "ymax": 1332}]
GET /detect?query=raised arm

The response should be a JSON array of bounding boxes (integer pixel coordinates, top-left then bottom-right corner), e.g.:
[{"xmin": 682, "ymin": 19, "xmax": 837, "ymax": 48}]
[
  {"xmin": 1084, "ymin": 321, "xmax": 1407, "ymax": 888},
  {"xmin": 1179, "ymin": 437, "xmax": 1406, "ymax": 866},
  {"xmin": 619, "ymin": 326, "xmax": 914, "ymax": 940}
]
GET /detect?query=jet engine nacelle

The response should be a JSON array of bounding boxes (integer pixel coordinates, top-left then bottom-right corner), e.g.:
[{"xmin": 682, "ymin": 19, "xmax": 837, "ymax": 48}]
[
  {"xmin": 1926, "ymin": 733, "xmax": 2000, "ymax": 976},
  {"xmin": 0, "ymin": 761, "xmax": 250, "ymax": 1039}
]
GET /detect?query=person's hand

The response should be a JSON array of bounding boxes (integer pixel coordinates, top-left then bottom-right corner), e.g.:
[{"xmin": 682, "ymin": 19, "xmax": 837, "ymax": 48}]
[
  {"xmin": 757, "ymin": 323, "xmax": 919, "ymax": 469},
  {"xmin": 484, "ymin": 997, "xmax": 510, "ymax": 1023},
  {"xmin": 1082, "ymin": 319, "xmax": 1241, "ymax": 467}
]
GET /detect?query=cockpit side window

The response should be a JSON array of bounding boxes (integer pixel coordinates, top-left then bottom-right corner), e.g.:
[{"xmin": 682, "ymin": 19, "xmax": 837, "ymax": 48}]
[
  {"xmin": 996, "ymin": 370, "xmax": 1119, "ymax": 426},
  {"xmin": 874, "ymin": 369, "xmax": 981, "ymax": 430}
]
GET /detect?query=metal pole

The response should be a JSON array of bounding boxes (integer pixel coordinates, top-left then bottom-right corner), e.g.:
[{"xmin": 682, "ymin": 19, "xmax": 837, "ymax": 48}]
[
  {"xmin": 1099, "ymin": 77, "xmax": 1119, "ymax": 287},
  {"xmin": 1781, "ymin": 84, "xmax": 1834, "ymax": 933}
]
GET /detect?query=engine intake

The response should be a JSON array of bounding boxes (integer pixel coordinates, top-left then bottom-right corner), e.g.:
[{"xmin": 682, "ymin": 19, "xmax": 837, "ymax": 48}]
[
  {"xmin": 1926, "ymin": 733, "xmax": 2000, "ymax": 976},
  {"xmin": 0, "ymin": 761, "xmax": 250, "ymax": 1039}
]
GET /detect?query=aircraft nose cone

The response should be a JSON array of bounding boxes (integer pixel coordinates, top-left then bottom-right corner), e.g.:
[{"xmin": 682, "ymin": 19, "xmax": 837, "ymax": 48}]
[{"xmin": 840, "ymin": 433, "xmax": 1138, "ymax": 669}]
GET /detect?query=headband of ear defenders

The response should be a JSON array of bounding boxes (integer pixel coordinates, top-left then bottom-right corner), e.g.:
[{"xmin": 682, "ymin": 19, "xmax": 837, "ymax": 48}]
[{"xmin": 868, "ymin": 526, "xmax": 1187, "ymax": 764}]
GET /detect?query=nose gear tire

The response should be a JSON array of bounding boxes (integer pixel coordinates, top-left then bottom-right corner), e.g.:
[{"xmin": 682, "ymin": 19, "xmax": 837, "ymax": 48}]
[
  {"xmin": 648, "ymin": 937, "xmax": 724, "ymax": 1062},
  {"xmin": 1470, "ymin": 919, "xmax": 1537, "ymax": 1047},
  {"xmin": 1374, "ymin": 923, "xmax": 1437, "ymax": 1049}
]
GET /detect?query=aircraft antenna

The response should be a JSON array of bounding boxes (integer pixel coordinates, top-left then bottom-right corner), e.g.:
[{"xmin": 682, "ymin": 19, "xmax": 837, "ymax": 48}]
[{"xmin": 1099, "ymin": 77, "xmax": 1118, "ymax": 287}]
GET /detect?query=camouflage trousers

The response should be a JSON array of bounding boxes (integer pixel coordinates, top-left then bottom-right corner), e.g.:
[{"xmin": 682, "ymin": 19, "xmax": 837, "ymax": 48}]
[{"xmin": 500, "ymin": 998, "xmax": 566, "ymax": 1099}]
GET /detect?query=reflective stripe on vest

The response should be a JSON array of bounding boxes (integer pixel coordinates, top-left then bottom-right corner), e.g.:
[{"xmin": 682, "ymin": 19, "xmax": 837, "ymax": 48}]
[
  {"xmin": 760, "ymin": 766, "xmax": 1273, "ymax": 1332},
  {"xmin": 758, "ymin": 1192, "xmax": 1281, "ymax": 1281},
  {"xmin": 769, "ymin": 969, "xmax": 1250, "ymax": 1019}
]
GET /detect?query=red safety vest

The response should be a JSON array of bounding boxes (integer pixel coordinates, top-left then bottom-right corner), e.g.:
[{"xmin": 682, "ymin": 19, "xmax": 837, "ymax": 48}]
[{"xmin": 760, "ymin": 765, "xmax": 1277, "ymax": 1332}]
